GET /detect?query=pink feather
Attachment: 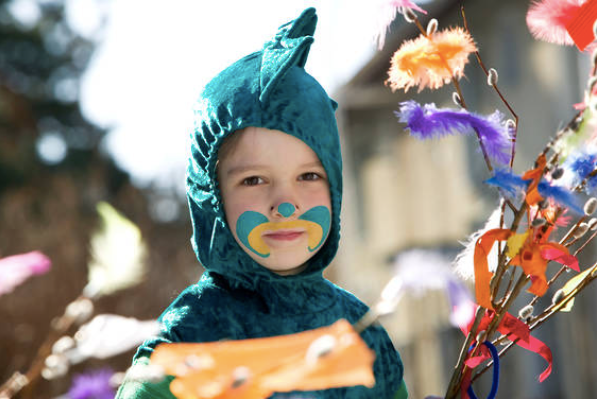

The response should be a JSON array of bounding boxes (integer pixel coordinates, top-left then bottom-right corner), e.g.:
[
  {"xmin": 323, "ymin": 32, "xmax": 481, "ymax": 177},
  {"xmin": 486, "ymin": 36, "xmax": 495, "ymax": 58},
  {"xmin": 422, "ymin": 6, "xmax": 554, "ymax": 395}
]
[
  {"xmin": 375, "ymin": 0, "xmax": 428, "ymax": 50},
  {"xmin": 389, "ymin": 0, "xmax": 428, "ymax": 14},
  {"xmin": 526, "ymin": 0, "xmax": 585, "ymax": 45}
]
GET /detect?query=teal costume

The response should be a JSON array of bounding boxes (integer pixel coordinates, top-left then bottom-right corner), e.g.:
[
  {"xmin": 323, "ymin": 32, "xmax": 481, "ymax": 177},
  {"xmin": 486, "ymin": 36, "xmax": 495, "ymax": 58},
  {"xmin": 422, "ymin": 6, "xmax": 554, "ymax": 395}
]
[{"xmin": 117, "ymin": 8, "xmax": 406, "ymax": 399}]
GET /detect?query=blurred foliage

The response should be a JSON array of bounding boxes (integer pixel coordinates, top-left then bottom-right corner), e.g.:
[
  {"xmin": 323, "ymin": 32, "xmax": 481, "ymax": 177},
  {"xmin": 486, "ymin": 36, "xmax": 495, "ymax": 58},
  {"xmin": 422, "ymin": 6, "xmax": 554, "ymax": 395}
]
[{"xmin": 0, "ymin": 0, "xmax": 200, "ymax": 397}]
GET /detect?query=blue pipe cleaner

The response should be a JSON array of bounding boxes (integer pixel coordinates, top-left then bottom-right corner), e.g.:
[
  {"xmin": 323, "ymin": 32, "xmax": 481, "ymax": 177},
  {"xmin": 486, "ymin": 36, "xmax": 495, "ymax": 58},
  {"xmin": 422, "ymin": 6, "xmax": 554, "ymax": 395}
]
[{"xmin": 467, "ymin": 341, "xmax": 500, "ymax": 399}]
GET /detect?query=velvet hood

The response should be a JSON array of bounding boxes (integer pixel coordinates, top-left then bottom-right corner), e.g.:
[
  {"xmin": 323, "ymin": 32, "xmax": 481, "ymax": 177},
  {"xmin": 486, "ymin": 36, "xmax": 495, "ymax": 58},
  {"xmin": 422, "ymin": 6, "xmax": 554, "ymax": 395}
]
[{"xmin": 186, "ymin": 7, "xmax": 342, "ymax": 291}]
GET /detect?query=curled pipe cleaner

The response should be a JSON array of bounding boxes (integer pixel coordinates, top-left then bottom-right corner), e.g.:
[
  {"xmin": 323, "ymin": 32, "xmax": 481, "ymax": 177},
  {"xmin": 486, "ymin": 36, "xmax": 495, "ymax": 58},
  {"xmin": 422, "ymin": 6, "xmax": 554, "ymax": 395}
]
[
  {"xmin": 396, "ymin": 101, "xmax": 511, "ymax": 164},
  {"xmin": 466, "ymin": 341, "xmax": 500, "ymax": 399}
]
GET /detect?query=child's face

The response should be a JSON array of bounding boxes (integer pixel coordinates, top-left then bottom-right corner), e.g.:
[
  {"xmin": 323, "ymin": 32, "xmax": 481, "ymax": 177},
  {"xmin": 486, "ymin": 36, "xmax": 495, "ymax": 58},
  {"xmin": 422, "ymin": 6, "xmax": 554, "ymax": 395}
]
[{"xmin": 218, "ymin": 127, "xmax": 332, "ymax": 276}]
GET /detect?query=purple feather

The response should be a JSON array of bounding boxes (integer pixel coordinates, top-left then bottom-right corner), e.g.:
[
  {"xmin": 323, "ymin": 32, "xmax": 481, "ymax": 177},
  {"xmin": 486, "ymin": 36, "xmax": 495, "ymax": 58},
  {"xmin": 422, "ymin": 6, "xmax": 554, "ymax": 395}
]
[
  {"xmin": 537, "ymin": 180, "xmax": 583, "ymax": 215},
  {"xmin": 68, "ymin": 368, "xmax": 116, "ymax": 399},
  {"xmin": 396, "ymin": 100, "xmax": 511, "ymax": 164}
]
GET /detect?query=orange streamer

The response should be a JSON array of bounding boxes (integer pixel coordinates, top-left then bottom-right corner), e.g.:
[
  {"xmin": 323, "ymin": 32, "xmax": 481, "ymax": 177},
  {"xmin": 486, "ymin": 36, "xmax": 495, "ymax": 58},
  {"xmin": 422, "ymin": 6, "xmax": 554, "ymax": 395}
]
[
  {"xmin": 510, "ymin": 242, "xmax": 579, "ymax": 297},
  {"xmin": 522, "ymin": 154, "xmax": 546, "ymax": 207},
  {"xmin": 150, "ymin": 319, "xmax": 375, "ymax": 399},
  {"xmin": 473, "ymin": 228, "xmax": 513, "ymax": 310}
]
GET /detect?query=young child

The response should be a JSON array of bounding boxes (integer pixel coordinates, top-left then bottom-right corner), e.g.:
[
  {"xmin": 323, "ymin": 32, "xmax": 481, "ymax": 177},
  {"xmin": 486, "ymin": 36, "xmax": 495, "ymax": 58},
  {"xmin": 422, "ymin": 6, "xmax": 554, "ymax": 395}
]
[{"xmin": 117, "ymin": 8, "xmax": 407, "ymax": 398}]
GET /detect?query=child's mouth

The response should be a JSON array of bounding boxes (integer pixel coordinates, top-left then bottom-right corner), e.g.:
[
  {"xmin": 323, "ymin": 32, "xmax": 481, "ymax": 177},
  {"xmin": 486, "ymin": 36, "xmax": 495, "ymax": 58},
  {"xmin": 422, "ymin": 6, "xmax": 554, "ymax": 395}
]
[{"xmin": 263, "ymin": 230, "xmax": 305, "ymax": 241}]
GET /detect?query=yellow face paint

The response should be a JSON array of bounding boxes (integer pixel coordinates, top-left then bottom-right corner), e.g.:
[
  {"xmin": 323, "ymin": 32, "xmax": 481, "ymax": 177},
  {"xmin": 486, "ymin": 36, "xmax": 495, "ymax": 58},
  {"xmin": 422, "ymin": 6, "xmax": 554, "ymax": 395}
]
[
  {"xmin": 236, "ymin": 206, "xmax": 331, "ymax": 257},
  {"xmin": 247, "ymin": 220, "xmax": 323, "ymax": 256}
]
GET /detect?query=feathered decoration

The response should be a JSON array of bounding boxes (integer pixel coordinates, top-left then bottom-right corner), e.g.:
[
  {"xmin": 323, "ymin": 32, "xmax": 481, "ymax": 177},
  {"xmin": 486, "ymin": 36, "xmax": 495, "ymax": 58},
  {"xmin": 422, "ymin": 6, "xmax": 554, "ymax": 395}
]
[
  {"xmin": 83, "ymin": 202, "xmax": 148, "ymax": 299},
  {"xmin": 526, "ymin": 0, "xmax": 584, "ymax": 46},
  {"xmin": 67, "ymin": 314, "xmax": 160, "ymax": 363},
  {"xmin": 396, "ymin": 100, "xmax": 511, "ymax": 164},
  {"xmin": 0, "ymin": 251, "xmax": 51, "ymax": 296},
  {"xmin": 67, "ymin": 368, "xmax": 116, "ymax": 399},
  {"xmin": 374, "ymin": 0, "xmax": 428, "ymax": 50},
  {"xmin": 485, "ymin": 169, "xmax": 531, "ymax": 197},
  {"xmin": 484, "ymin": 169, "xmax": 584, "ymax": 214},
  {"xmin": 569, "ymin": 152, "xmax": 597, "ymax": 179},
  {"xmin": 391, "ymin": 249, "xmax": 475, "ymax": 328},
  {"xmin": 150, "ymin": 319, "xmax": 375, "ymax": 398},
  {"xmin": 561, "ymin": 149, "xmax": 597, "ymax": 191},
  {"xmin": 386, "ymin": 27, "xmax": 477, "ymax": 92},
  {"xmin": 453, "ymin": 205, "xmax": 503, "ymax": 281},
  {"xmin": 537, "ymin": 181, "xmax": 584, "ymax": 214}
]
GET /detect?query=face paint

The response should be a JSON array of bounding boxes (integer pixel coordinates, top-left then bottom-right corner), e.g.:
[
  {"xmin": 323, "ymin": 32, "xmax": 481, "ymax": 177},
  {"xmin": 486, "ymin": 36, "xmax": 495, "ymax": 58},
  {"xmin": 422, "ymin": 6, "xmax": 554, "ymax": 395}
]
[
  {"xmin": 236, "ymin": 206, "xmax": 331, "ymax": 258},
  {"xmin": 277, "ymin": 202, "xmax": 295, "ymax": 217}
]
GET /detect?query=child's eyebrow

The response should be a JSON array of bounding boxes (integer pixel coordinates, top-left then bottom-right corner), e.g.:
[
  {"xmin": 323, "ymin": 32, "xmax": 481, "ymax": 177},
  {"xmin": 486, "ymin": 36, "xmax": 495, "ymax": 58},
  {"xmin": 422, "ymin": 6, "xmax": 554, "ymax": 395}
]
[
  {"xmin": 300, "ymin": 161, "xmax": 324, "ymax": 169},
  {"xmin": 226, "ymin": 161, "xmax": 324, "ymax": 176},
  {"xmin": 225, "ymin": 164, "xmax": 269, "ymax": 176}
]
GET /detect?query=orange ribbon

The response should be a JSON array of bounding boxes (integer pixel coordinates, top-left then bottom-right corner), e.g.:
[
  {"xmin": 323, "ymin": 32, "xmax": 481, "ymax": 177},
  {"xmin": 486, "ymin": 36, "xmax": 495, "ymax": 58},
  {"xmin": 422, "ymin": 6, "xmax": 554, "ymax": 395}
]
[
  {"xmin": 474, "ymin": 225, "xmax": 579, "ymax": 305},
  {"xmin": 521, "ymin": 154, "xmax": 546, "ymax": 207},
  {"xmin": 473, "ymin": 228, "xmax": 513, "ymax": 310},
  {"xmin": 150, "ymin": 319, "xmax": 375, "ymax": 398},
  {"xmin": 510, "ymin": 242, "xmax": 579, "ymax": 297}
]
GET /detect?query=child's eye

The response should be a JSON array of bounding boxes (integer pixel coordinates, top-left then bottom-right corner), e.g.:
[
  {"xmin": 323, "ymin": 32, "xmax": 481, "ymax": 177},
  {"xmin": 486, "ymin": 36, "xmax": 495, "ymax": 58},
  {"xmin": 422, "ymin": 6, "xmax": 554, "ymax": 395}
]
[
  {"xmin": 299, "ymin": 172, "xmax": 323, "ymax": 181},
  {"xmin": 241, "ymin": 176, "xmax": 264, "ymax": 186}
]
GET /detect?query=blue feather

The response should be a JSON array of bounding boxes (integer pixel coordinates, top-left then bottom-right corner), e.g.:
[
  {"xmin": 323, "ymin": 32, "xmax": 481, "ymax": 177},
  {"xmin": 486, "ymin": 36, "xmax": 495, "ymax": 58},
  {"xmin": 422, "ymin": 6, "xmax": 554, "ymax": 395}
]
[
  {"xmin": 537, "ymin": 181, "xmax": 583, "ymax": 215},
  {"xmin": 484, "ymin": 169, "xmax": 530, "ymax": 197}
]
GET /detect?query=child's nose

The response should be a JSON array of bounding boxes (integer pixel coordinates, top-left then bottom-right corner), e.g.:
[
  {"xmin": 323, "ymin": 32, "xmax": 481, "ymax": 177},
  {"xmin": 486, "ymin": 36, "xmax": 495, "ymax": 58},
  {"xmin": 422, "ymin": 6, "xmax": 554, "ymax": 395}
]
[{"xmin": 272, "ymin": 202, "xmax": 296, "ymax": 218}]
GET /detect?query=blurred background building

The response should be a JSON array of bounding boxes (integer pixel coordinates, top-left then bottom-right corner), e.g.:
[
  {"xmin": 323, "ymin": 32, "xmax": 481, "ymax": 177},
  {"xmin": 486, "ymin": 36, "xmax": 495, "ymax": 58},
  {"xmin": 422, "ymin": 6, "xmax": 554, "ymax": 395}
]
[
  {"xmin": 333, "ymin": 0, "xmax": 597, "ymax": 397},
  {"xmin": 1, "ymin": 0, "xmax": 596, "ymax": 398}
]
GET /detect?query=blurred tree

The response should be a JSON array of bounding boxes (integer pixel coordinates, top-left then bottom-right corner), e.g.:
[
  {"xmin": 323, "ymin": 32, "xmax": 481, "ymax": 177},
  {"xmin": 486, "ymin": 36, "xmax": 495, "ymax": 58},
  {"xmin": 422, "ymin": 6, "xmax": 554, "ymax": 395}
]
[{"xmin": 0, "ymin": 0, "xmax": 199, "ymax": 397}]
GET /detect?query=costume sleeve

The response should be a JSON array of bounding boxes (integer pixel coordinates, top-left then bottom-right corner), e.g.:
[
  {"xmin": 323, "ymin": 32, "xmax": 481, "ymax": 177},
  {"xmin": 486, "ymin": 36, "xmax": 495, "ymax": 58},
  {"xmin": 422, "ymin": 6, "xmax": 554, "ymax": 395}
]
[
  {"xmin": 394, "ymin": 378, "xmax": 409, "ymax": 398},
  {"xmin": 115, "ymin": 357, "xmax": 176, "ymax": 399},
  {"xmin": 360, "ymin": 323, "xmax": 406, "ymax": 398}
]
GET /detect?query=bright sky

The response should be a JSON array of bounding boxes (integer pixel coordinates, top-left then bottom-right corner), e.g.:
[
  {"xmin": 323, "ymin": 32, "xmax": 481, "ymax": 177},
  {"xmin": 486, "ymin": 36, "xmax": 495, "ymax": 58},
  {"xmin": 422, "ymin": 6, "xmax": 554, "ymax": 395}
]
[{"xmin": 70, "ymin": 0, "xmax": 428, "ymax": 191}]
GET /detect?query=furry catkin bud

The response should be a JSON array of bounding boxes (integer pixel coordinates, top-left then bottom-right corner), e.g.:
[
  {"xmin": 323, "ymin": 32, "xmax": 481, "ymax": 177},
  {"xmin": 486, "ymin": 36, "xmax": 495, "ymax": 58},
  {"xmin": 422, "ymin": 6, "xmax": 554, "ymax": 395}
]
[
  {"xmin": 574, "ymin": 222, "xmax": 590, "ymax": 239},
  {"xmin": 551, "ymin": 167, "xmax": 564, "ymax": 180},
  {"xmin": 584, "ymin": 197, "xmax": 597, "ymax": 215},
  {"xmin": 306, "ymin": 334, "xmax": 336, "ymax": 366},
  {"xmin": 518, "ymin": 304, "xmax": 534, "ymax": 320},
  {"xmin": 506, "ymin": 119, "xmax": 516, "ymax": 131},
  {"xmin": 589, "ymin": 76, "xmax": 597, "ymax": 91},
  {"xmin": 426, "ymin": 18, "xmax": 438, "ymax": 36},
  {"xmin": 231, "ymin": 366, "xmax": 251, "ymax": 388},
  {"xmin": 552, "ymin": 289, "xmax": 565, "ymax": 305},
  {"xmin": 51, "ymin": 336, "xmax": 75, "ymax": 355},
  {"xmin": 589, "ymin": 217, "xmax": 597, "ymax": 230},
  {"xmin": 487, "ymin": 68, "xmax": 498, "ymax": 86},
  {"xmin": 532, "ymin": 217, "xmax": 546, "ymax": 227},
  {"xmin": 403, "ymin": 8, "xmax": 416, "ymax": 23},
  {"xmin": 126, "ymin": 364, "xmax": 165, "ymax": 383},
  {"xmin": 476, "ymin": 330, "xmax": 486, "ymax": 343},
  {"xmin": 452, "ymin": 92, "xmax": 462, "ymax": 107},
  {"xmin": 538, "ymin": 199, "xmax": 550, "ymax": 210}
]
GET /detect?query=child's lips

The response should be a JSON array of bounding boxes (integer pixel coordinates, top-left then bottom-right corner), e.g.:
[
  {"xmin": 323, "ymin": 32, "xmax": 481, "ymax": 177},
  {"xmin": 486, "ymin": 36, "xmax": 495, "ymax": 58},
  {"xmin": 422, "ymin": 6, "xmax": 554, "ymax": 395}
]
[{"xmin": 263, "ymin": 229, "xmax": 305, "ymax": 242}]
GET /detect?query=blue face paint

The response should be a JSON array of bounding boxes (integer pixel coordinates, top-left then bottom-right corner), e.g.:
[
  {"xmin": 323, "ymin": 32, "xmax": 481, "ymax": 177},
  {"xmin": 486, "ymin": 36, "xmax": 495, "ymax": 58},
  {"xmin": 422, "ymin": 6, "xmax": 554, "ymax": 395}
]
[
  {"xmin": 298, "ymin": 206, "xmax": 331, "ymax": 251},
  {"xmin": 277, "ymin": 202, "xmax": 295, "ymax": 217},
  {"xmin": 236, "ymin": 211, "xmax": 270, "ymax": 257},
  {"xmin": 235, "ymin": 205, "xmax": 332, "ymax": 258}
]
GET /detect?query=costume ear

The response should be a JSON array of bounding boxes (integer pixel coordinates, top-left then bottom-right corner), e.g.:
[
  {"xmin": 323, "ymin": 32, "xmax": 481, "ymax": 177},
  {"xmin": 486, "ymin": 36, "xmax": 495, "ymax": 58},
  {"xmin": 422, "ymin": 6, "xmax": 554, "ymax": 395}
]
[{"xmin": 259, "ymin": 8, "xmax": 317, "ymax": 104}]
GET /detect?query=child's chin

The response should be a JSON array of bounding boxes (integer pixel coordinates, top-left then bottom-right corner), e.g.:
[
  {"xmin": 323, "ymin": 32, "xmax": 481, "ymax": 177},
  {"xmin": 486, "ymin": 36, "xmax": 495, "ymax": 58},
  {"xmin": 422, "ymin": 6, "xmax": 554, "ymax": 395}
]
[{"xmin": 254, "ymin": 253, "xmax": 313, "ymax": 276}]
